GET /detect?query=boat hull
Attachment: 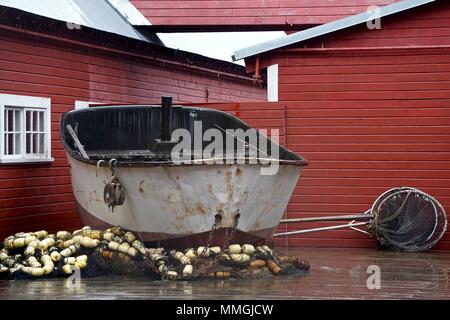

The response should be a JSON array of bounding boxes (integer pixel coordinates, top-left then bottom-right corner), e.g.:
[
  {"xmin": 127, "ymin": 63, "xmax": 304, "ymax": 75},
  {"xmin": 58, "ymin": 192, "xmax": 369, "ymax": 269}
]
[{"xmin": 68, "ymin": 156, "xmax": 302, "ymax": 248}]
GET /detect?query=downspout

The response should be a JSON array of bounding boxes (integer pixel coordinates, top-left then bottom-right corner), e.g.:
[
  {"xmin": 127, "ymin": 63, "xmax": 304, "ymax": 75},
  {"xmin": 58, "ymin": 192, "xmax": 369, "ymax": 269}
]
[{"xmin": 252, "ymin": 56, "xmax": 263, "ymax": 86}]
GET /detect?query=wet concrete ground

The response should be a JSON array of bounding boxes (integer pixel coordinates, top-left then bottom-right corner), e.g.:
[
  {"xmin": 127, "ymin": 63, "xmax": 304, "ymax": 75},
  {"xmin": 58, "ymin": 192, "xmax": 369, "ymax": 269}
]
[{"xmin": 1, "ymin": 247, "xmax": 449, "ymax": 299}]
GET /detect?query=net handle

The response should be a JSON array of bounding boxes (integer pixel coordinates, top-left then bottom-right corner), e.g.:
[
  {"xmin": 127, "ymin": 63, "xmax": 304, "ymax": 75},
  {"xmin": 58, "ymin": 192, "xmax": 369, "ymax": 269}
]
[
  {"xmin": 273, "ymin": 221, "xmax": 369, "ymax": 237},
  {"xmin": 279, "ymin": 211, "xmax": 373, "ymax": 224}
]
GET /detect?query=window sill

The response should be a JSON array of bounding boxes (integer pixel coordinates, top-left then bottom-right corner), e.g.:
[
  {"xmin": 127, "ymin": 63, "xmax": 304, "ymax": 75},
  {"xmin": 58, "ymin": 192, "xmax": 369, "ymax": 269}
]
[{"xmin": 0, "ymin": 157, "xmax": 55, "ymax": 164}]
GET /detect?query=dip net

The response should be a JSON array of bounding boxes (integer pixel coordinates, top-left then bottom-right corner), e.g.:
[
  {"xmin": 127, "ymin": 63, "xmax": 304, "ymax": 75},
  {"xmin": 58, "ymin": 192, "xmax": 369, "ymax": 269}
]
[
  {"xmin": 368, "ymin": 187, "xmax": 447, "ymax": 252},
  {"xmin": 276, "ymin": 187, "xmax": 447, "ymax": 252}
]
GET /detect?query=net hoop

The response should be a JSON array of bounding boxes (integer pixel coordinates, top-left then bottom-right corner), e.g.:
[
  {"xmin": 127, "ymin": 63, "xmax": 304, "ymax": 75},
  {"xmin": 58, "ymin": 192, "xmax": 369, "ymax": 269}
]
[{"xmin": 369, "ymin": 187, "xmax": 447, "ymax": 252}]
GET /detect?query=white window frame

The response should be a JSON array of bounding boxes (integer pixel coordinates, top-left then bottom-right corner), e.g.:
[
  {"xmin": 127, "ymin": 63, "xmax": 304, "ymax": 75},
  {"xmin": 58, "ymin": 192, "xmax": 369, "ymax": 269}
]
[
  {"xmin": 267, "ymin": 64, "xmax": 279, "ymax": 102},
  {"xmin": 0, "ymin": 93, "xmax": 53, "ymax": 164}
]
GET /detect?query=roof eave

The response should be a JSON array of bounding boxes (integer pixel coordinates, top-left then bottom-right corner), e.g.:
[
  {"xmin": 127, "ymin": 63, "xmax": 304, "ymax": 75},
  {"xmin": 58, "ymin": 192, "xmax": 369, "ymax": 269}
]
[
  {"xmin": 0, "ymin": 5, "xmax": 257, "ymax": 83},
  {"xmin": 233, "ymin": 0, "xmax": 436, "ymax": 61}
]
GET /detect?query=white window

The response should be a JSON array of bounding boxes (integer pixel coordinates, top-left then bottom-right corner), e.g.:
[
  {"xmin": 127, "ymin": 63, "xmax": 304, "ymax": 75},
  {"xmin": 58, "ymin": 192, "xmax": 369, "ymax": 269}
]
[
  {"xmin": 0, "ymin": 94, "xmax": 53, "ymax": 164},
  {"xmin": 267, "ymin": 64, "xmax": 279, "ymax": 102}
]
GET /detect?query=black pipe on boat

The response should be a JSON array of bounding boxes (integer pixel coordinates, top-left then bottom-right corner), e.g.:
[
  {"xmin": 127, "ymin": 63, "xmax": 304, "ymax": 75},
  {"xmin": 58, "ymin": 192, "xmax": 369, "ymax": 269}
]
[{"xmin": 161, "ymin": 96, "xmax": 172, "ymax": 141}]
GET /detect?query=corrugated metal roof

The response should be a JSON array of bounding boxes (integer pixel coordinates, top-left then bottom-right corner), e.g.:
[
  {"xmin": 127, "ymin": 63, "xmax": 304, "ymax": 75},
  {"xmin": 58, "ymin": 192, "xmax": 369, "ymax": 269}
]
[
  {"xmin": 107, "ymin": 0, "xmax": 150, "ymax": 26},
  {"xmin": 233, "ymin": 0, "xmax": 435, "ymax": 61},
  {"xmin": 1, "ymin": 0, "xmax": 154, "ymax": 42}
]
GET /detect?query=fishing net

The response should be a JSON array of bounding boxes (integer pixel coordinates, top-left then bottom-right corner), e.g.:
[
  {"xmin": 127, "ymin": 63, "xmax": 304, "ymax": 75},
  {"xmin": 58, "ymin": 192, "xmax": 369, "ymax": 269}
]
[
  {"xmin": 0, "ymin": 227, "xmax": 310, "ymax": 281},
  {"xmin": 368, "ymin": 187, "xmax": 447, "ymax": 252}
]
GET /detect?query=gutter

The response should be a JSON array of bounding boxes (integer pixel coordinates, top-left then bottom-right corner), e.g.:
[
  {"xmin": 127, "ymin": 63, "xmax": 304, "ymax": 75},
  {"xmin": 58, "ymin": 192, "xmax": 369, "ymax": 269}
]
[{"xmin": 0, "ymin": 24, "xmax": 257, "ymax": 84}]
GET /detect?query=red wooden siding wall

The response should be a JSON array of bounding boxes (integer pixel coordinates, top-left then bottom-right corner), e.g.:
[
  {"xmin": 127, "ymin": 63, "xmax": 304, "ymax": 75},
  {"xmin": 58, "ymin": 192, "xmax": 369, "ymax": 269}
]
[
  {"xmin": 265, "ymin": 1, "xmax": 450, "ymax": 249},
  {"xmin": 193, "ymin": 101, "xmax": 287, "ymax": 146},
  {"xmin": 0, "ymin": 28, "xmax": 266, "ymax": 239},
  {"xmin": 131, "ymin": 0, "xmax": 398, "ymax": 27}
]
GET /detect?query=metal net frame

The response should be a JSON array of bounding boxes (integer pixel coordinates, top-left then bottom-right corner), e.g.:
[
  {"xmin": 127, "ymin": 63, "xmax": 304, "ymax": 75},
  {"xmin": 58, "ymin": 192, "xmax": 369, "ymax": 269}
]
[{"xmin": 368, "ymin": 187, "xmax": 447, "ymax": 252}]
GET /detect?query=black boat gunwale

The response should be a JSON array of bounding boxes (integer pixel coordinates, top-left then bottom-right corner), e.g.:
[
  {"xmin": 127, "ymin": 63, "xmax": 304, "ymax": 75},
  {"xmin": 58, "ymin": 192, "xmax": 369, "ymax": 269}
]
[{"xmin": 60, "ymin": 104, "xmax": 308, "ymax": 167}]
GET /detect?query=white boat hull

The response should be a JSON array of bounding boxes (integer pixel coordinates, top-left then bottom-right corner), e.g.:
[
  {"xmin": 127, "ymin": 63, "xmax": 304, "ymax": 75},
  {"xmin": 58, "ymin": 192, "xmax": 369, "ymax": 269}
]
[{"xmin": 68, "ymin": 156, "xmax": 302, "ymax": 247}]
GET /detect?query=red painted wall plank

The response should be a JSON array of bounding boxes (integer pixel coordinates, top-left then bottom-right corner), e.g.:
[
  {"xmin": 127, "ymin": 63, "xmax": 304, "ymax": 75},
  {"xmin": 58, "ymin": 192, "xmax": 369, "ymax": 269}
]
[
  {"xmin": 268, "ymin": 3, "xmax": 450, "ymax": 248},
  {"xmin": 131, "ymin": 0, "xmax": 398, "ymax": 27}
]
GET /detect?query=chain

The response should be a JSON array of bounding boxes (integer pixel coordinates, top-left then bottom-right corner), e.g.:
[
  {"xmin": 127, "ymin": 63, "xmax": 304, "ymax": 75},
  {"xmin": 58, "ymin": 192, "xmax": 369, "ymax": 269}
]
[
  {"xmin": 183, "ymin": 214, "xmax": 222, "ymax": 280},
  {"xmin": 133, "ymin": 231, "xmax": 163, "ymax": 279},
  {"xmin": 201, "ymin": 214, "xmax": 221, "ymax": 257},
  {"xmin": 223, "ymin": 212, "xmax": 240, "ymax": 250},
  {"xmin": 143, "ymin": 212, "xmax": 240, "ymax": 281}
]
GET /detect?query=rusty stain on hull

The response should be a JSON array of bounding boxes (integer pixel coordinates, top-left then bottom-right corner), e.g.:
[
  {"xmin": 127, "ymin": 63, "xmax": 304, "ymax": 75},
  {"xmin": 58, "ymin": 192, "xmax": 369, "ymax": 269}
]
[
  {"xmin": 138, "ymin": 180, "xmax": 145, "ymax": 193},
  {"xmin": 196, "ymin": 203, "xmax": 206, "ymax": 214}
]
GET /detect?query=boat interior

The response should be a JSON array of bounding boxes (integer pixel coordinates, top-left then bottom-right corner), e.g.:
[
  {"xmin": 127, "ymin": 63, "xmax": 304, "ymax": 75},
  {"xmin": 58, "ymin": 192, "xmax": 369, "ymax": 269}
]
[{"xmin": 60, "ymin": 101, "xmax": 306, "ymax": 165}]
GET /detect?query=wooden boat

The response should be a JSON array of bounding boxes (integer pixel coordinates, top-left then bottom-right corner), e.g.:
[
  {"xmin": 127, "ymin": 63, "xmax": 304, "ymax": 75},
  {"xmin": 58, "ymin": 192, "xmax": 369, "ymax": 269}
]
[{"xmin": 60, "ymin": 98, "xmax": 307, "ymax": 248}]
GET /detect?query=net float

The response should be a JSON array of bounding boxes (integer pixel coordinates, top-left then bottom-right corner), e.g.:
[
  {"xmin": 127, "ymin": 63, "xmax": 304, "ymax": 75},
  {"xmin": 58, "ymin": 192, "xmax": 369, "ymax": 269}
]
[
  {"xmin": 103, "ymin": 232, "xmax": 115, "ymax": 241},
  {"xmin": 207, "ymin": 271, "xmax": 230, "ymax": 279},
  {"xmin": 26, "ymin": 256, "xmax": 42, "ymax": 268},
  {"xmin": 34, "ymin": 230, "xmax": 48, "ymax": 239},
  {"xmin": 241, "ymin": 244, "xmax": 255, "ymax": 255},
  {"xmin": 24, "ymin": 240, "xmax": 40, "ymax": 256},
  {"xmin": 110, "ymin": 226, "xmax": 125, "ymax": 236},
  {"xmin": 184, "ymin": 248, "xmax": 196, "ymax": 259},
  {"xmin": 230, "ymin": 253, "xmax": 251, "ymax": 266},
  {"xmin": 77, "ymin": 236, "xmax": 99, "ymax": 248},
  {"xmin": 255, "ymin": 246, "xmax": 273, "ymax": 259},
  {"xmin": 39, "ymin": 238, "xmax": 55, "ymax": 251},
  {"xmin": 182, "ymin": 264, "xmax": 193, "ymax": 277},
  {"xmin": 166, "ymin": 270, "xmax": 178, "ymax": 280},
  {"xmin": 56, "ymin": 231, "xmax": 72, "ymax": 241},
  {"xmin": 209, "ymin": 246, "xmax": 221, "ymax": 256},
  {"xmin": 131, "ymin": 240, "xmax": 146, "ymax": 255},
  {"xmin": 50, "ymin": 251, "xmax": 61, "ymax": 263},
  {"xmin": 0, "ymin": 264, "xmax": 8, "ymax": 273},
  {"xmin": 118, "ymin": 242, "xmax": 130, "ymax": 254},
  {"xmin": 266, "ymin": 259, "xmax": 282, "ymax": 275},
  {"xmin": 124, "ymin": 232, "xmax": 136, "ymax": 244},
  {"xmin": 60, "ymin": 244, "xmax": 80, "ymax": 258},
  {"xmin": 62, "ymin": 239, "xmax": 75, "ymax": 248},
  {"xmin": 41, "ymin": 255, "xmax": 54, "ymax": 274},
  {"xmin": 81, "ymin": 230, "xmax": 102, "ymax": 240},
  {"xmin": 227, "ymin": 244, "xmax": 241, "ymax": 254},
  {"xmin": 170, "ymin": 250, "xmax": 191, "ymax": 265},
  {"xmin": 250, "ymin": 259, "xmax": 266, "ymax": 268},
  {"xmin": 108, "ymin": 241, "xmax": 120, "ymax": 251},
  {"xmin": 22, "ymin": 266, "xmax": 45, "ymax": 277},
  {"xmin": 62, "ymin": 264, "xmax": 77, "ymax": 275},
  {"xmin": 101, "ymin": 250, "xmax": 114, "ymax": 259},
  {"xmin": 196, "ymin": 246, "xmax": 210, "ymax": 257}
]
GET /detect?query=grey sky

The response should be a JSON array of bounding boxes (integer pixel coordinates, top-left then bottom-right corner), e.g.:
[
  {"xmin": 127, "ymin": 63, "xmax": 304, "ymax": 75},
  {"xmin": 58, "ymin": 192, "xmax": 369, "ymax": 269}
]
[{"xmin": 157, "ymin": 32, "xmax": 286, "ymax": 66}]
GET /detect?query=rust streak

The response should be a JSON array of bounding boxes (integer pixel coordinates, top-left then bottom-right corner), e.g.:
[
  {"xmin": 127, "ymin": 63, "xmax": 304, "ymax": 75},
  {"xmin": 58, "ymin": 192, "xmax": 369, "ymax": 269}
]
[
  {"xmin": 225, "ymin": 170, "xmax": 233, "ymax": 202},
  {"xmin": 139, "ymin": 180, "xmax": 145, "ymax": 193},
  {"xmin": 196, "ymin": 203, "xmax": 206, "ymax": 214}
]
